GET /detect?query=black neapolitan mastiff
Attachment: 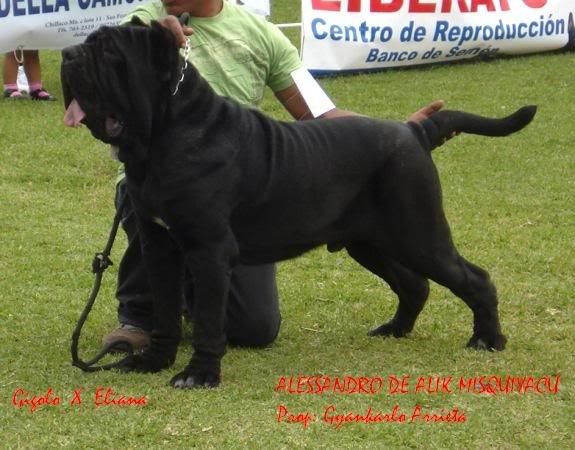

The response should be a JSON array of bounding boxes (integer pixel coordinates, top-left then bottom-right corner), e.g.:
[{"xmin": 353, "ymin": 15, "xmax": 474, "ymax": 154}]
[{"xmin": 61, "ymin": 19, "xmax": 536, "ymax": 389}]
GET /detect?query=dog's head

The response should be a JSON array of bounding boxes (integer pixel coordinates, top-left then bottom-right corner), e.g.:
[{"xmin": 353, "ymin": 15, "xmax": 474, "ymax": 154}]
[{"xmin": 61, "ymin": 18, "xmax": 181, "ymax": 161}]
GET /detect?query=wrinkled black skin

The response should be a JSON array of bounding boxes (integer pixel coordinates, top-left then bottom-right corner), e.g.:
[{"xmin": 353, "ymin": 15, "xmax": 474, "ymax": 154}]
[{"xmin": 61, "ymin": 19, "xmax": 536, "ymax": 389}]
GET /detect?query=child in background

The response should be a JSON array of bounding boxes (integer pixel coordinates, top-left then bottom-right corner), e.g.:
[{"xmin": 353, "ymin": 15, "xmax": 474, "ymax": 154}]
[{"xmin": 3, "ymin": 50, "xmax": 55, "ymax": 100}]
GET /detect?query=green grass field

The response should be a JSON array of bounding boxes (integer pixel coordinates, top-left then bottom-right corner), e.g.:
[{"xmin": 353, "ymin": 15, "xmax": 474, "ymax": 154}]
[{"xmin": 1, "ymin": 3, "xmax": 574, "ymax": 449}]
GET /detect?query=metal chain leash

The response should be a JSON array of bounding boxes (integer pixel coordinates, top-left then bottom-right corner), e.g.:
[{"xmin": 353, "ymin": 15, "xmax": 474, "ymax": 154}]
[{"xmin": 172, "ymin": 38, "xmax": 190, "ymax": 96}]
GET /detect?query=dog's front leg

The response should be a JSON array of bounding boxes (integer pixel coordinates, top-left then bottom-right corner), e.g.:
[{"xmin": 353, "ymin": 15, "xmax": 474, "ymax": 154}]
[
  {"xmin": 170, "ymin": 231, "xmax": 238, "ymax": 389},
  {"xmin": 118, "ymin": 218, "xmax": 184, "ymax": 373}
]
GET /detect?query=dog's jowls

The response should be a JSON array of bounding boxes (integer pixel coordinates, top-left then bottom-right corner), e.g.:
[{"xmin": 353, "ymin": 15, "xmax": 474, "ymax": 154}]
[{"xmin": 61, "ymin": 19, "xmax": 536, "ymax": 389}]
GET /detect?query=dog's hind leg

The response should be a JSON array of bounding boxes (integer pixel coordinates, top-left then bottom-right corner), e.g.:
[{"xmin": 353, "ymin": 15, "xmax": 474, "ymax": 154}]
[
  {"xmin": 373, "ymin": 148, "xmax": 506, "ymax": 350},
  {"xmin": 346, "ymin": 243, "xmax": 430, "ymax": 338},
  {"xmin": 379, "ymin": 222, "xmax": 507, "ymax": 351},
  {"xmin": 420, "ymin": 253, "xmax": 507, "ymax": 351},
  {"xmin": 391, "ymin": 222, "xmax": 507, "ymax": 351}
]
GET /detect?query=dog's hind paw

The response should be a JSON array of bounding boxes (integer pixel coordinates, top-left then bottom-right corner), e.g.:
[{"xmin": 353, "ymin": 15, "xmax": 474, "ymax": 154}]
[
  {"xmin": 368, "ymin": 321, "xmax": 410, "ymax": 338},
  {"xmin": 466, "ymin": 333, "xmax": 507, "ymax": 352},
  {"xmin": 170, "ymin": 369, "xmax": 221, "ymax": 389},
  {"xmin": 117, "ymin": 353, "xmax": 174, "ymax": 373}
]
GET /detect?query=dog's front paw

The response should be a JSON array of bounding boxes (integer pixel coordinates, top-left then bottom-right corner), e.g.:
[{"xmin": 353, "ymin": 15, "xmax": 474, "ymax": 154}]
[
  {"xmin": 466, "ymin": 333, "xmax": 507, "ymax": 352},
  {"xmin": 170, "ymin": 369, "xmax": 221, "ymax": 389},
  {"xmin": 117, "ymin": 352, "xmax": 174, "ymax": 373},
  {"xmin": 368, "ymin": 320, "xmax": 410, "ymax": 338}
]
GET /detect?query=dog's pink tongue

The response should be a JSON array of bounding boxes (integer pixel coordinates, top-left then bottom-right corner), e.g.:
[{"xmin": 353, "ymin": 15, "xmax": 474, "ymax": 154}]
[{"xmin": 64, "ymin": 98, "xmax": 86, "ymax": 127}]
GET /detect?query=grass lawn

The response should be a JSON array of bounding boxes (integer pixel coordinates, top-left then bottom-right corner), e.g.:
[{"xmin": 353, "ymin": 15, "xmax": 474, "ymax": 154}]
[{"xmin": 0, "ymin": 2, "xmax": 574, "ymax": 449}]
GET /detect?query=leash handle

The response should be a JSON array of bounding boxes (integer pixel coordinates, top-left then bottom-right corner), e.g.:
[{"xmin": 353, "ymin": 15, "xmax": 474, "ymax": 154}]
[{"xmin": 70, "ymin": 191, "xmax": 133, "ymax": 372}]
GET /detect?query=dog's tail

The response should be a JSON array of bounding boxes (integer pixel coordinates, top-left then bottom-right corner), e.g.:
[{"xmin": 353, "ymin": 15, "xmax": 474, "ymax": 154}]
[{"xmin": 417, "ymin": 105, "xmax": 537, "ymax": 151}]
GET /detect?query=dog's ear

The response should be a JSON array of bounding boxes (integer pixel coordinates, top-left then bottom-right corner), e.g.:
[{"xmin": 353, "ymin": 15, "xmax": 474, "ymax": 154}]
[
  {"xmin": 149, "ymin": 20, "xmax": 179, "ymax": 48},
  {"xmin": 130, "ymin": 16, "xmax": 148, "ymax": 27},
  {"xmin": 149, "ymin": 20, "xmax": 181, "ymax": 83}
]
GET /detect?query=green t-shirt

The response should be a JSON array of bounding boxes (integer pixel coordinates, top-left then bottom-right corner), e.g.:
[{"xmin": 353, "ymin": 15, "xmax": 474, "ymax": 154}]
[{"xmin": 121, "ymin": 0, "xmax": 302, "ymax": 107}]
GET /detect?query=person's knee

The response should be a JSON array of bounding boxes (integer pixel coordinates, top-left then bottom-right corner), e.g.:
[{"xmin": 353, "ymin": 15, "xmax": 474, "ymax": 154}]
[{"xmin": 227, "ymin": 312, "xmax": 281, "ymax": 348}]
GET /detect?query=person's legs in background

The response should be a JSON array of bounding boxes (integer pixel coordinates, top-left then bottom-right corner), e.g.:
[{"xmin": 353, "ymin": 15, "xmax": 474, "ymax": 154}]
[
  {"xmin": 3, "ymin": 50, "xmax": 55, "ymax": 100},
  {"xmin": 102, "ymin": 179, "xmax": 153, "ymax": 352},
  {"xmin": 3, "ymin": 52, "xmax": 23, "ymax": 99}
]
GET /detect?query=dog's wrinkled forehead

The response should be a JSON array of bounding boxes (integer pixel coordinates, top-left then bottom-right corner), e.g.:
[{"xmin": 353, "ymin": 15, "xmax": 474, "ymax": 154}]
[
  {"xmin": 83, "ymin": 26, "xmax": 137, "ymax": 59},
  {"xmin": 79, "ymin": 21, "xmax": 178, "ymax": 68}
]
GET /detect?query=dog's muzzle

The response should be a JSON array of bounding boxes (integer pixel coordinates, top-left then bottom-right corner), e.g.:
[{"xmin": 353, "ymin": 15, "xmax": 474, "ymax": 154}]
[
  {"xmin": 61, "ymin": 45, "xmax": 125, "ymax": 139},
  {"xmin": 61, "ymin": 44, "xmax": 86, "ymax": 109}
]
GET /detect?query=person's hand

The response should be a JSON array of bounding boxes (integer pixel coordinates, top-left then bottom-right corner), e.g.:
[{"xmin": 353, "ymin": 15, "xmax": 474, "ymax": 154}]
[
  {"xmin": 409, "ymin": 99, "xmax": 458, "ymax": 143},
  {"xmin": 157, "ymin": 15, "xmax": 194, "ymax": 48},
  {"xmin": 408, "ymin": 99, "xmax": 445, "ymax": 123}
]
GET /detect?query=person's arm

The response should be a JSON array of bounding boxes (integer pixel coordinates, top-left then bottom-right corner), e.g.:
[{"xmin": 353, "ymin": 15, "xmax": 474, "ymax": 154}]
[
  {"xmin": 274, "ymin": 83, "xmax": 358, "ymax": 121},
  {"xmin": 275, "ymin": 82, "xmax": 445, "ymax": 123}
]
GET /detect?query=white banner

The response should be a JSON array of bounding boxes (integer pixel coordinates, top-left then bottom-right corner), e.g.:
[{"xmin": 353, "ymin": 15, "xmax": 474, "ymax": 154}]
[
  {"xmin": 0, "ymin": 0, "xmax": 270, "ymax": 53},
  {"xmin": 301, "ymin": 0, "xmax": 575, "ymax": 74}
]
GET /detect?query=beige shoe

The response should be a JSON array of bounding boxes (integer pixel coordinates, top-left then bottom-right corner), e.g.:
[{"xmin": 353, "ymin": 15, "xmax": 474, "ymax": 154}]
[{"xmin": 102, "ymin": 324, "xmax": 151, "ymax": 353}]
